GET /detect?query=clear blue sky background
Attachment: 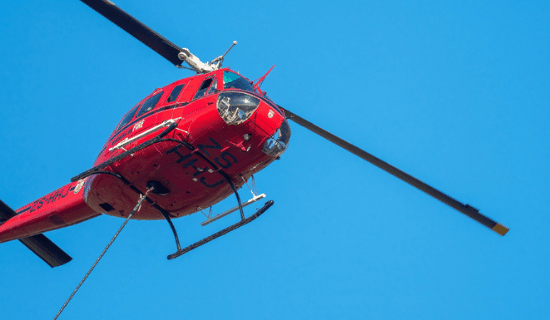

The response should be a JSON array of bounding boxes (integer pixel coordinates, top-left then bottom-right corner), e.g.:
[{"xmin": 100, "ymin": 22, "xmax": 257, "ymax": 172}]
[{"xmin": 1, "ymin": 1, "xmax": 549, "ymax": 319}]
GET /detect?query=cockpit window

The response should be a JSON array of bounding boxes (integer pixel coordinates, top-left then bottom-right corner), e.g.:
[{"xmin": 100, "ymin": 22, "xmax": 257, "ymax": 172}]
[
  {"xmin": 135, "ymin": 91, "xmax": 163, "ymax": 118},
  {"xmin": 193, "ymin": 78, "xmax": 214, "ymax": 100},
  {"xmin": 223, "ymin": 71, "xmax": 254, "ymax": 92},
  {"xmin": 116, "ymin": 103, "xmax": 140, "ymax": 131},
  {"xmin": 206, "ymin": 79, "xmax": 218, "ymax": 95}
]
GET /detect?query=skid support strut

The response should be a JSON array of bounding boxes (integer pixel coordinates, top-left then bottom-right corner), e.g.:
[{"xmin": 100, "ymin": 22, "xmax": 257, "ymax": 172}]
[
  {"xmin": 219, "ymin": 171, "xmax": 245, "ymax": 220},
  {"xmin": 167, "ymin": 200, "xmax": 274, "ymax": 260},
  {"xmin": 154, "ymin": 204, "xmax": 182, "ymax": 252}
]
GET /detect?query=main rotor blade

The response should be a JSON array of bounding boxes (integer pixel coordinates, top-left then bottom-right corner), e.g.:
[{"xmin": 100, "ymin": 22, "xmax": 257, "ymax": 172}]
[
  {"xmin": 80, "ymin": 0, "xmax": 183, "ymax": 66},
  {"xmin": 280, "ymin": 107, "xmax": 509, "ymax": 236}
]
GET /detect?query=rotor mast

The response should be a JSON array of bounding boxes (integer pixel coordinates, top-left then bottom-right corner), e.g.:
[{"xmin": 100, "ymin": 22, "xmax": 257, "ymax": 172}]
[{"xmin": 178, "ymin": 41, "xmax": 238, "ymax": 74}]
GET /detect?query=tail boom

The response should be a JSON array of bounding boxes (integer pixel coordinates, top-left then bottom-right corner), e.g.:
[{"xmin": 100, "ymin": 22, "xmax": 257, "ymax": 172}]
[{"xmin": 0, "ymin": 181, "xmax": 100, "ymax": 244}]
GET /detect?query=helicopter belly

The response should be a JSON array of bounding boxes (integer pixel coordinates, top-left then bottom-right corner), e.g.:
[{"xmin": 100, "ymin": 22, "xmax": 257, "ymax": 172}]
[{"xmin": 84, "ymin": 102, "xmax": 286, "ymax": 220}]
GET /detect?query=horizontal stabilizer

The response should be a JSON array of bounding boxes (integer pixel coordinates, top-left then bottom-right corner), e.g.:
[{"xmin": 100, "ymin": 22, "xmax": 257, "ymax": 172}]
[
  {"xmin": 0, "ymin": 199, "xmax": 15, "ymax": 221},
  {"xmin": 0, "ymin": 199, "xmax": 72, "ymax": 268},
  {"xmin": 19, "ymin": 235, "xmax": 72, "ymax": 267}
]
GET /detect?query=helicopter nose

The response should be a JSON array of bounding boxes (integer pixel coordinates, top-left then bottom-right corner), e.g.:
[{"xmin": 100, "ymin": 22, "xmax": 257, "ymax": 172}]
[{"xmin": 216, "ymin": 91, "xmax": 260, "ymax": 125}]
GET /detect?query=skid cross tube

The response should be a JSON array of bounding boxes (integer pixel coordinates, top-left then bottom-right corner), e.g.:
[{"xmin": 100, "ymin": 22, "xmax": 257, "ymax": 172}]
[
  {"xmin": 154, "ymin": 204, "xmax": 182, "ymax": 251},
  {"xmin": 219, "ymin": 170, "xmax": 246, "ymax": 221}
]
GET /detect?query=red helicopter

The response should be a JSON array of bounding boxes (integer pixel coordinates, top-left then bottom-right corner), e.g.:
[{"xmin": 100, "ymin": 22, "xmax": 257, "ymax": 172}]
[{"xmin": 0, "ymin": 0, "xmax": 509, "ymax": 270}]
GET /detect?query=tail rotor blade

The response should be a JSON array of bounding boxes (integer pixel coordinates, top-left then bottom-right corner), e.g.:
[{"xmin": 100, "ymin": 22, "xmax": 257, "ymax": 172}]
[{"xmin": 280, "ymin": 106, "xmax": 509, "ymax": 236}]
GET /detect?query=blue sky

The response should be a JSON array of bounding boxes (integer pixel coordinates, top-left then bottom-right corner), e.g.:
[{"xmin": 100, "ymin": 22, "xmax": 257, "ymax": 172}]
[{"xmin": 1, "ymin": 0, "xmax": 549, "ymax": 319}]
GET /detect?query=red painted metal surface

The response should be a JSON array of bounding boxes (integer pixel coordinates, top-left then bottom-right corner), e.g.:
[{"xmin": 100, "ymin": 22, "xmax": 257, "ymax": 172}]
[
  {"xmin": 0, "ymin": 68, "xmax": 288, "ymax": 242},
  {"xmin": 0, "ymin": 181, "xmax": 99, "ymax": 243}
]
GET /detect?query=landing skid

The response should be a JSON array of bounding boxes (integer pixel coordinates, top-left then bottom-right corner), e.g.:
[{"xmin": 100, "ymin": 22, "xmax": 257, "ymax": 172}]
[{"xmin": 167, "ymin": 200, "xmax": 274, "ymax": 260}]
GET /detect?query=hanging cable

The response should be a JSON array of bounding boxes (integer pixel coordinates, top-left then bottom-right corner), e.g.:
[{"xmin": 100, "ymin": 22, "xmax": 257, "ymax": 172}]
[{"xmin": 53, "ymin": 187, "xmax": 154, "ymax": 320}]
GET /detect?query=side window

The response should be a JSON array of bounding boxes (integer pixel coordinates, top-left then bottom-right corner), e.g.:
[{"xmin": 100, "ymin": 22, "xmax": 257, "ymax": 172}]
[
  {"xmin": 206, "ymin": 79, "xmax": 218, "ymax": 95},
  {"xmin": 193, "ymin": 78, "xmax": 213, "ymax": 100},
  {"xmin": 167, "ymin": 84, "xmax": 185, "ymax": 103},
  {"xmin": 135, "ymin": 92, "xmax": 163, "ymax": 118},
  {"xmin": 116, "ymin": 103, "xmax": 140, "ymax": 131}
]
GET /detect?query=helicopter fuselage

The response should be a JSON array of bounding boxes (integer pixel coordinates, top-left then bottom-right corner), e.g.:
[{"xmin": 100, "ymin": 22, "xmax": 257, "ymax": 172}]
[
  {"xmin": 0, "ymin": 68, "xmax": 290, "ymax": 243},
  {"xmin": 87, "ymin": 68, "xmax": 289, "ymax": 220}
]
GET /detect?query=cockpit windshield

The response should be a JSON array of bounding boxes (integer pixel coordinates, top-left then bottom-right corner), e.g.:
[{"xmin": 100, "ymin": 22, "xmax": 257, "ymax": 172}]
[{"xmin": 223, "ymin": 71, "xmax": 255, "ymax": 92}]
